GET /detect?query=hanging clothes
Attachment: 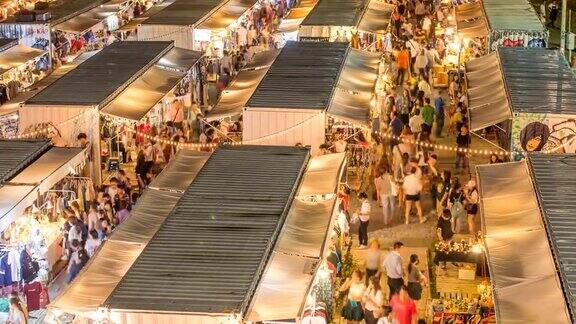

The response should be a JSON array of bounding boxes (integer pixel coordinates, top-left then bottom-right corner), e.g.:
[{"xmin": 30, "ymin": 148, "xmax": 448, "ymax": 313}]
[{"xmin": 7, "ymin": 248, "xmax": 20, "ymax": 283}]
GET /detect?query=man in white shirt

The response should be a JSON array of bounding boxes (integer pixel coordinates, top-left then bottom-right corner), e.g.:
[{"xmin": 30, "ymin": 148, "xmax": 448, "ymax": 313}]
[
  {"xmin": 382, "ymin": 241, "xmax": 404, "ymax": 298},
  {"xmin": 357, "ymin": 192, "xmax": 371, "ymax": 248},
  {"xmin": 405, "ymin": 37, "xmax": 420, "ymax": 70},
  {"xmin": 409, "ymin": 108, "xmax": 424, "ymax": 139},
  {"xmin": 418, "ymin": 78, "xmax": 432, "ymax": 99}
]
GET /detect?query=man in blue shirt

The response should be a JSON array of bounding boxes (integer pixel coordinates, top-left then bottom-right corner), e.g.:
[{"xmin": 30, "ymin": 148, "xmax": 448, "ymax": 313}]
[
  {"xmin": 434, "ymin": 95, "xmax": 445, "ymax": 138},
  {"xmin": 389, "ymin": 111, "xmax": 403, "ymax": 147}
]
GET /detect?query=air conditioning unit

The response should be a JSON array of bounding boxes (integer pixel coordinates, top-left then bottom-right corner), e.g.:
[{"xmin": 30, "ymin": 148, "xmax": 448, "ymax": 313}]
[{"xmin": 35, "ymin": 11, "xmax": 51, "ymax": 21}]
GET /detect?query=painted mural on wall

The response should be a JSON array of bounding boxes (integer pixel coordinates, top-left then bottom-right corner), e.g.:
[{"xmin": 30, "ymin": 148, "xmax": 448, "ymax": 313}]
[{"xmin": 512, "ymin": 112, "xmax": 576, "ymax": 159}]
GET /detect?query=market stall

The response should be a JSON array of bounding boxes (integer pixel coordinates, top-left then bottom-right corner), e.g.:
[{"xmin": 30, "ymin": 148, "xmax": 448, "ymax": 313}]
[
  {"xmin": 298, "ymin": 0, "xmax": 394, "ymax": 51},
  {"xmin": 243, "ymin": 41, "xmax": 380, "ymax": 155},
  {"xmin": 454, "ymin": 0, "xmax": 547, "ymax": 52},
  {"xmin": 0, "ymin": 39, "xmax": 48, "ymax": 98},
  {"xmin": 0, "ymin": 141, "xmax": 89, "ymax": 286},
  {"xmin": 47, "ymin": 146, "xmax": 345, "ymax": 324},
  {"xmin": 276, "ymin": 0, "xmax": 319, "ymax": 43},
  {"xmin": 138, "ymin": 0, "xmax": 257, "ymax": 55},
  {"xmin": 19, "ymin": 41, "xmax": 202, "ymax": 184},
  {"xmin": 205, "ymin": 49, "xmax": 279, "ymax": 121},
  {"xmin": 0, "ymin": 0, "xmax": 143, "ymax": 68},
  {"xmin": 476, "ymin": 158, "xmax": 573, "ymax": 323},
  {"xmin": 465, "ymin": 47, "xmax": 576, "ymax": 158}
]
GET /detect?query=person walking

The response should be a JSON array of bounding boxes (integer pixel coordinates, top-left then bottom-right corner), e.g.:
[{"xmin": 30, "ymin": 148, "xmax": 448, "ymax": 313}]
[
  {"xmin": 455, "ymin": 125, "xmax": 471, "ymax": 174},
  {"xmin": 383, "ymin": 241, "xmax": 405, "ymax": 298},
  {"xmin": 363, "ymin": 276, "xmax": 385, "ymax": 324},
  {"xmin": 374, "ymin": 166, "xmax": 396, "ymax": 226},
  {"xmin": 407, "ymin": 254, "xmax": 428, "ymax": 301},
  {"xmin": 340, "ymin": 270, "xmax": 366, "ymax": 324},
  {"xmin": 366, "ymin": 240, "xmax": 383, "ymax": 280},
  {"xmin": 402, "ymin": 167, "xmax": 426, "ymax": 224},
  {"xmin": 396, "ymin": 46, "xmax": 410, "ymax": 85},
  {"xmin": 464, "ymin": 179, "xmax": 479, "ymax": 235},
  {"xmin": 420, "ymin": 98, "xmax": 434, "ymax": 136},
  {"xmin": 434, "ymin": 95, "xmax": 445, "ymax": 138},
  {"xmin": 357, "ymin": 192, "xmax": 371, "ymax": 248},
  {"xmin": 390, "ymin": 286, "xmax": 418, "ymax": 324},
  {"xmin": 436, "ymin": 208, "xmax": 455, "ymax": 269}
]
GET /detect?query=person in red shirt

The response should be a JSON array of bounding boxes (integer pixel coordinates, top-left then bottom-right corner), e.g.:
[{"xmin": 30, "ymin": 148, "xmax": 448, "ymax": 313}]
[{"xmin": 390, "ymin": 285, "xmax": 417, "ymax": 324}]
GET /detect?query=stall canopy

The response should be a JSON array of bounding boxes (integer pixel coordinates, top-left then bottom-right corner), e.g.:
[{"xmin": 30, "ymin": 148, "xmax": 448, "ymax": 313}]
[
  {"xmin": 328, "ymin": 48, "xmax": 380, "ymax": 126},
  {"xmin": 207, "ymin": 49, "xmax": 279, "ymax": 121},
  {"xmin": 277, "ymin": 0, "xmax": 320, "ymax": 33},
  {"xmin": 197, "ymin": 0, "xmax": 257, "ymax": 30},
  {"xmin": 101, "ymin": 47, "xmax": 202, "ymax": 121},
  {"xmin": 141, "ymin": 0, "xmax": 223, "ymax": 26},
  {"xmin": 477, "ymin": 162, "xmax": 572, "ymax": 324},
  {"xmin": 105, "ymin": 146, "xmax": 310, "ymax": 315},
  {"xmin": 247, "ymin": 41, "xmax": 348, "ymax": 110},
  {"xmin": 0, "ymin": 139, "xmax": 51, "ymax": 184},
  {"xmin": 0, "ymin": 145, "xmax": 86, "ymax": 233},
  {"xmin": 0, "ymin": 44, "xmax": 47, "ymax": 76},
  {"xmin": 54, "ymin": 0, "xmax": 128, "ymax": 34},
  {"xmin": 482, "ymin": 0, "xmax": 545, "ymax": 34},
  {"xmin": 48, "ymin": 150, "xmax": 210, "ymax": 315},
  {"xmin": 300, "ymin": 0, "xmax": 365, "ymax": 33},
  {"xmin": 455, "ymin": 2, "xmax": 488, "ymax": 39},
  {"xmin": 466, "ymin": 48, "xmax": 576, "ymax": 131},
  {"xmin": 528, "ymin": 154, "xmax": 576, "ymax": 320},
  {"xmin": 356, "ymin": 0, "xmax": 395, "ymax": 34},
  {"xmin": 26, "ymin": 42, "xmax": 173, "ymax": 106},
  {"xmin": 1, "ymin": 0, "xmax": 112, "ymax": 26},
  {"xmin": 465, "ymin": 52, "xmax": 511, "ymax": 131}
]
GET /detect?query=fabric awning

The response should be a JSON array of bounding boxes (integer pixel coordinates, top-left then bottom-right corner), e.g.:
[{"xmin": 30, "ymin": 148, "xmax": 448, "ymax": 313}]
[
  {"xmin": 48, "ymin": 150, "xmax": 210, "ymax": 316},
  {"xmin": 277, "ymin": 0, "xmax": 319, "ymax": 33},
  {"xmin": 9, "ymin": 147, "xmax": 86, "ymax": 193},
  {"xmin": 328, "ymin": 48, "xmax": 380, "ymax": 126},
  {"xmin": 455, "ymin": 2, "xmax": 488, "ymax": 39},
  {"xmin": 477, "ymin": 162, "xmax": 572, "ymax": 324},
  {"xmin": 465, "ymin": 52, "xmax": 512, "ymax": 131},
  {"xmin": 197, "ymin": 0, "xmax": 257, "ymax": 30},
  {"xmin": 357, "ymin": 1, "xmax": 395, "ymax": 34},
  {"xmin": 55, "ymin": 1, "xmax": 125, "ymax": 34},
  {"xmin": 157, "ymin": 47, "xmax": 203, "ymax": 73},
  {"xmin": 247, "ymin": 152, "xmax": 344, "ymax": 322},
  {"xmin": 0, "ymin": 44, "xmax": 47, "ymax": 75},
  {"xmin": 207, "ymin": 50, "xmax": 279, "ymax": 121},
  {"xmin": 101, "ymin": 66, "xmax": 184, "ymax": 121},
  {"xmin": 0, "ymin": 185, "xmax": 36, "ymax": 235}
]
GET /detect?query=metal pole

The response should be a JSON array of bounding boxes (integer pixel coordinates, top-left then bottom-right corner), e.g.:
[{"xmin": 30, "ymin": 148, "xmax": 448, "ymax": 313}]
[
  {"xmin": 570, "ymin": 9, "xmax": 573, "ymax": 64},
  {"xmin": 561, "ymin": 0, "xmax": 568, "ymax": 53}
]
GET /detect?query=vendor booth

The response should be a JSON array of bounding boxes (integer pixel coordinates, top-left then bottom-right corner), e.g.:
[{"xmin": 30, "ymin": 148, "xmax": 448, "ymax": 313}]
[
  {"xmin": 0, "ymin": 139, "xmax": 89, "ymax": 309},
  {"xmin": 205, "ymin": 49, "xmax": 279, "ymax": 121},
  {"xmin": 454, "ymin": 0, "xmax": 547, "ymax": 52},
  {"xmin": 476, "ymin": 156, "xmax": 575, "ymax": 323},
  {"xmin": 243, "ymin": 41, "xmax": 380, "ymax": 155},
  {"xmin": 298, "ymin": 0, "xmax": 394, "ymax": 51},
  {"xmin": 0, "ymin": 0, "xmax": 137, "ymax": 67},
  {"xmin": 138, "ymin": 0, "xmax": 257, "ymax": 55},
  {"xmin": 0, "ymin": 38, "xmax": 48, "ymax": 100},
  {"xmin": 19, "ymin": 41, "xmax": 203, "ymax": 184},
  {"xmin": 276, "ymin": 0, "xmax": 319, "ymax": 43},
  {"xmin": 47, "ymin": 145, "xmax": 346, "ymax": 324},
  {"xmin": 465, "ymin": 47, "xmax": 576, "ymax": 158}
]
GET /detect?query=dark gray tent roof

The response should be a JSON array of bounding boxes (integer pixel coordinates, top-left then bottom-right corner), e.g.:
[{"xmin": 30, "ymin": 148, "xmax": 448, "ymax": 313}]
[
  {"xmin": 0, "ymin": 139, "xmax": 51, "ymax": 184},
  {"xmin": 529, "ymin": 154, "xmax": 576, "ymax": 320},
  {"xmin": 0, "ymin": 39, "xmax": 17, "ymax": 52},
  {"xmin": 246, "ymin": 41, "xmax": 348, "ymax": 110},
  {"xmin": 143, "ymin": 0, "xmax": 222, "ymax": 25},
  {"xmin": 301, "ymin": 0, "xmax": 366, "ymax": 27},
  {"xmin": 2, "ymin": 0, "xmax": 109, "ymax": 25},
  {"xmin": 499, "ymin": 47, "xmax": 576, "ymax": 115},
  {"xmin": 26, "ymin": 42, "xmax": 171, "ymax": 106},
  {"xmin": 105, "ymin": 145, "xmax": 310, "ymax": 314}
]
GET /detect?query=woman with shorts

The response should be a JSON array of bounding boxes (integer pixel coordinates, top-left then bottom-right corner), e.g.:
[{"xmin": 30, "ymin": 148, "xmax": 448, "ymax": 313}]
[
  {"xmin": 402, "ymin": 166, "xmax": 426, "ymax": 224},
  {"xmin": 465, "ymin": 179, "xmax": 479, "ymax": 235}
]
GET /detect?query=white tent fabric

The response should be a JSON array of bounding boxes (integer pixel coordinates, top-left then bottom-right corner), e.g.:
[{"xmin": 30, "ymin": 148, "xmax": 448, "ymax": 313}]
[
  {"xmin": 455, "ymin": 2, "xmax": 488, "ymax": 39},
  {"xmin": 0, "ymin": 44, "xmax": 47, "ymax": 76},
  {"xmin": 0, "ymin": 185, "xmax": 36, "ymax": 234},
  {"xmin": 48, "ymin": 150, "xmax": 210, "ymax": 316},
  {"xmin": 101, "ymin": 66, "xmax": 184, "ymax": 121},
  {"xmin": 465, "ymin": 53, "xmax": 512, "ymax": 131},
  {"xmin": 477, "ymin": 162, "xmax": 572, "ymax": 324},
  {"xmin": 9, "ymin": 147, "xmax": 86, "ymax": 193},
  {"xmin": 298, "ymin": 152, "xmax": 346, "ymax": 197},
  {"xmin": 207, "ymin": 50, "xmax": 279, "ymax": 121},
  {"xmin": 247, "ymin": 153, "xmax": 344, "ymax": 321},
  {"xmin": 357, "ymin": 1, "xmax": 395, "ymax": 34},
  {"xmin": 277, "ymin": 0, "xmax": 319, "ymax": 33},
  {"xmin": 197, "ymin": 0, "xmax": 257, "ymax": 30},
  {"xmin": 157, "ymin": 47, "xmax": 203, "ymax": 73},
  {"xmin": 54, "ymin": 0, "xmax": 126, "ymax": 34},
  {"xmin": 328, "ymin": 48, "xmax": 380, "ymax": 126}
]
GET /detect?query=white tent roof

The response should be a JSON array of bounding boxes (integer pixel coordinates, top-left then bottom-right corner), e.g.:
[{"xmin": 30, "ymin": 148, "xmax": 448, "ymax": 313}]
[
  {"xmin": 477, "ymin": 162, "xmax": 572, "ymax": 324},
  {"xmin": 0, "ymin": 44, "xmax": 47, "ymax": 76}
]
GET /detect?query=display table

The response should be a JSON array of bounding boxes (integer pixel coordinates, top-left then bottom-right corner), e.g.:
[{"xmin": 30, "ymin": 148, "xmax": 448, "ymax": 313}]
[{"xmin": 434, "ymin": 250, "xmax": 488, "ymax": 276}]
